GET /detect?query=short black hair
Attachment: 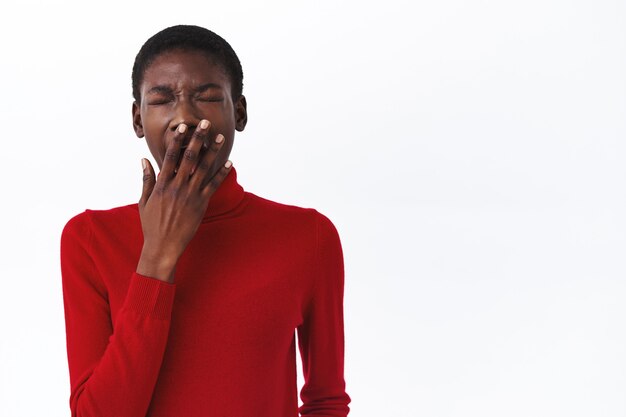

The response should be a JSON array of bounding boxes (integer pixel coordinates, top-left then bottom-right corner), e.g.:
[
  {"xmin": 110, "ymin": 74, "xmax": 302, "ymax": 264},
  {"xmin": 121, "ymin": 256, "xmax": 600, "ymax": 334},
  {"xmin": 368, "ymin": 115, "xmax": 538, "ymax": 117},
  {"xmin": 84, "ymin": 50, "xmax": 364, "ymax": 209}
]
[{"xmin": 132, "ymin": 25, "xmax": 243, "ymax": 102}]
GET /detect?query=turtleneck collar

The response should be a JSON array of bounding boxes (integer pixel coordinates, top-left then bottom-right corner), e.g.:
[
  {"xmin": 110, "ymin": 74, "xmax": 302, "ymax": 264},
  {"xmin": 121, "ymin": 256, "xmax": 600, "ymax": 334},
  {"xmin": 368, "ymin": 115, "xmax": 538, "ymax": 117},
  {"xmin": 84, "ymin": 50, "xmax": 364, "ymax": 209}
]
[{"xmin": 202, "ymin": 166, "xmax": 245, "ymax": 221}]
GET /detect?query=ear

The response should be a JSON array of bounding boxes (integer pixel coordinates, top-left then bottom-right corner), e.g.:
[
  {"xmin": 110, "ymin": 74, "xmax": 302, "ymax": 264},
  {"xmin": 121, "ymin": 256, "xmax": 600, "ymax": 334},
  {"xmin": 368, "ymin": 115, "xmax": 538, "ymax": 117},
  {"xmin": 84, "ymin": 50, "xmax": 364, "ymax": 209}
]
[
  {"xmin": 132, "ymin": 101, "xmax": 144, "ymax": 138},
  {"xmin": 234, "ymin": 95, "xmax": 248, "ymax": 132}
]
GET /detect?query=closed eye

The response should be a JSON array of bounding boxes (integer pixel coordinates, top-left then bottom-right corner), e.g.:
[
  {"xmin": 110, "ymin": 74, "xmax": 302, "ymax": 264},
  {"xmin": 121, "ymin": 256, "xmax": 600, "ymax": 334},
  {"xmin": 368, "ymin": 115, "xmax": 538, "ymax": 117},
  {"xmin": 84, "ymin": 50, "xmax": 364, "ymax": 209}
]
[
  {"xmin": 196, "ymin": 96, "xmax": 224, "ymax": 102},
  {"xmin": 147, "ymin": 97, "xmax": 173, "ymax": 105}
]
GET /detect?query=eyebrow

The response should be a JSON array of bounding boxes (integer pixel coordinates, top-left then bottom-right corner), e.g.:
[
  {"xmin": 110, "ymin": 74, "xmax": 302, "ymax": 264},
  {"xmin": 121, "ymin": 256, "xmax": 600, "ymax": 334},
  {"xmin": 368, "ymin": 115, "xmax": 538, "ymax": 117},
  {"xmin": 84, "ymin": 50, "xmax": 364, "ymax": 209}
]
[
  {"xmin": 146, "ymin": 85, "xmax": 173, "ymax": 95},
  {"xmin": 193, "ymin": 83, "xmax": 223, "ymax": 93},
  {"xmin": 146, "ymin": 83, "xmax": 223, "ymax": 95}
]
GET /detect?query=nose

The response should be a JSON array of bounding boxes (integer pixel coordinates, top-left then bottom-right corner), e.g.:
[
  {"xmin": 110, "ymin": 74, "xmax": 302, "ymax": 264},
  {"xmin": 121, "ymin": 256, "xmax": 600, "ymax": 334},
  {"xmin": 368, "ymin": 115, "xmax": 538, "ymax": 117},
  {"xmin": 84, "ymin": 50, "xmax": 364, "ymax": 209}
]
[{"xmin": 169, "ymin": 97, "xmax": 201, "ymax": 132}]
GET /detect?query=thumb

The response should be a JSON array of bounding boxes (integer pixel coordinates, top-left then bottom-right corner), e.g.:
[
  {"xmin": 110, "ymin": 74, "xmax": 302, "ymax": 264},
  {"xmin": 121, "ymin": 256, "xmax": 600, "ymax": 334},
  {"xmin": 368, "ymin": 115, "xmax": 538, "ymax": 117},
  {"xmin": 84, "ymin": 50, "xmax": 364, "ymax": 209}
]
[{"xmin": 139, "ymin": 158, "xmax": 156, "ymax": 207}]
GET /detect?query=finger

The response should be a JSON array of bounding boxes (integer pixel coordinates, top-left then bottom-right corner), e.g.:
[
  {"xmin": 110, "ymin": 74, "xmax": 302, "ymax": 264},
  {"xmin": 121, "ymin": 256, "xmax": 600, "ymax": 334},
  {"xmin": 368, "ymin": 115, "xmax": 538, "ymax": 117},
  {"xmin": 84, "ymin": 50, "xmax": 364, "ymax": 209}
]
[
  {"xmin": 201, "ymin": 160, "xmax": 233, "ymax": 199},
  {"xmin": 160, "ymin": 124, "xmax": 187, "ymax": 179},
  {"xmin": 190, "ymin": 132, "xmax": 226, "ymax": 188},
  {"xmin": 177, "ymin": 119, "xmax": 211, "ymax": 178},
  {"xmin": 139, "ymin": 158, "xmax": 156, "ymax": 207}
]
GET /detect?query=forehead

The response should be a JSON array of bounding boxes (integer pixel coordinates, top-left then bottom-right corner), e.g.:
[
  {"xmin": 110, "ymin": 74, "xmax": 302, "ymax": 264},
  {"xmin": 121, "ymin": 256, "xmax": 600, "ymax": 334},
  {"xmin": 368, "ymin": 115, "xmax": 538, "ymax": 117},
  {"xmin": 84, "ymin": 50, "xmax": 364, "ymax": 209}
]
[{"xmin": 141, "ymin": 49, "xmax": 231, "ymax": 92}]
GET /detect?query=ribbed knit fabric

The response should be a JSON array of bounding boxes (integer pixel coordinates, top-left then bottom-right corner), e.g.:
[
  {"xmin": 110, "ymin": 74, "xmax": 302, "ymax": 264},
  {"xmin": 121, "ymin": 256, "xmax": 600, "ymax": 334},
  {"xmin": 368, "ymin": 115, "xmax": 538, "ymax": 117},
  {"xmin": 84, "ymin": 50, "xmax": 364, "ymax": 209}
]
[{"xmin": 60, "ymin": 168, "xmax": 350, "ymax": 417}]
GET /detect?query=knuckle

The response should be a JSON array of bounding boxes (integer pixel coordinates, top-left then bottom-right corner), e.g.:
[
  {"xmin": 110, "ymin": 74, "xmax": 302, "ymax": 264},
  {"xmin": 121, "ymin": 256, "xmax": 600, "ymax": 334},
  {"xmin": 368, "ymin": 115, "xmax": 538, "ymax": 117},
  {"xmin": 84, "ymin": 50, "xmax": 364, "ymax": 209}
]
[
  {"xmin": 196, "ymin": 160, "xmax": 211, "ymax": 172},
  {"xmin": 209, "ymin": 175, "xmax": 221, "ymax": 188},
  {"xmin": 165, "ymin": 150, "xmax": 178, "ymax": 161},
  {"xmin": 164, "ymin": 184, "xmax": 180, "ymax": 198},
  {"xmin": 191, "ymin": 130, "xmax": 205, "ymax": 143},
  {"xmin": 142, "ymin": 174, "xmax": 152, "ymax": 183},
  {"xmin": 184, "ymin": 149, "xmax": 197, "ymax": 160},
  {"xmin": 207, "ymin": 141, "xmax": 220, "ymax": 154}
]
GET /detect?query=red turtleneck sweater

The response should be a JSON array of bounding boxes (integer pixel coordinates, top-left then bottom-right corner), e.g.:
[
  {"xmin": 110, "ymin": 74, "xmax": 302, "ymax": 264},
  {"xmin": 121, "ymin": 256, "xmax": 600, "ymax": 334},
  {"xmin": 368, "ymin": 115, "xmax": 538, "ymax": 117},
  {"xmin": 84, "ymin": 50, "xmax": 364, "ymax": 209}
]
[{"xmin": 60, "ymin": 168, "xmax": 350, "ymax": 417}]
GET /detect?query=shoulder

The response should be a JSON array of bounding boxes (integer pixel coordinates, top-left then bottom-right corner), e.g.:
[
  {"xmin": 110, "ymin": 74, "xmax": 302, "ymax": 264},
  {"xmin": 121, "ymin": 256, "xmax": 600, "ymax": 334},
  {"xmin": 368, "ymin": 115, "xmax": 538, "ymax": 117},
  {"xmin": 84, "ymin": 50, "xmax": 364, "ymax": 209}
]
[
  {"xmin": 245, "ymin": 192, "xmax": 339, "ymax": 231},
  {"xmin": 245, "ymin": 192, "xmax": 316, "ymax": 216},
  {"xmin": 62, "ymin": 203, "xmax": 139, "ymax": 243},
  {"xmin": 244, "ymin": 192, "xmax": 342, "ymax": 251}
]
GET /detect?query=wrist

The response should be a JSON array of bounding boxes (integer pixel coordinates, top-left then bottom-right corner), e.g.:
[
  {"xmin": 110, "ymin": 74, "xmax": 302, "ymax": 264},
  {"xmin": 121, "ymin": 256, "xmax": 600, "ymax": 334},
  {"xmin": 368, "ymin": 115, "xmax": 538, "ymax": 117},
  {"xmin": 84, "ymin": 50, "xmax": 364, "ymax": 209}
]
[{"xmin": 136, "ymin": 246, "xmax": 178, "ymax": 283}]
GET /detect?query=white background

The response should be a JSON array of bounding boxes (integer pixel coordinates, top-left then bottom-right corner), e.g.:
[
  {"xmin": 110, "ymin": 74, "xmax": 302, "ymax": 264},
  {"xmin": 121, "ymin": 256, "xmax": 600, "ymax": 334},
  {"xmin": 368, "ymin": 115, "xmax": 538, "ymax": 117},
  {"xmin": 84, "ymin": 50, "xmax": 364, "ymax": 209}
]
[{"xmin": 1, "ymin": 1, "xmax": 625, "ymax": 416}]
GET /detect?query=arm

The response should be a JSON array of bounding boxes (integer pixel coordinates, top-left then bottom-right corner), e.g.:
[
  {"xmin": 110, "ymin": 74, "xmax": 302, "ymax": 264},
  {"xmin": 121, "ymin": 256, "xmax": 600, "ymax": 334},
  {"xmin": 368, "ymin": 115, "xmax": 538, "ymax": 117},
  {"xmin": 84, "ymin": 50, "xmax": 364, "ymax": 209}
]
[
  {"xmin": 297, "ymin": 213, "xmax": 351, "ymax": 417},
  {"xmin": 61, "ymin": 213, "xmax": 175, "ymax": 417},
  {"xmin": 62, "ymin": 120, "xmax": 231, "ymax": 416}
]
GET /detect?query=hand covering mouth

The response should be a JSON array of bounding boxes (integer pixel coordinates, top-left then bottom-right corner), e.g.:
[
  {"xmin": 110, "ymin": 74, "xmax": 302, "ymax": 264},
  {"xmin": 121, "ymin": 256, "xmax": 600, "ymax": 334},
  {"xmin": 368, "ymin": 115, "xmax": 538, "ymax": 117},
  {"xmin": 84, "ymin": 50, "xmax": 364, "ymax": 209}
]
[{"xmin": 173, "ymin": 140, "xmax": 210, "ymax": 173}]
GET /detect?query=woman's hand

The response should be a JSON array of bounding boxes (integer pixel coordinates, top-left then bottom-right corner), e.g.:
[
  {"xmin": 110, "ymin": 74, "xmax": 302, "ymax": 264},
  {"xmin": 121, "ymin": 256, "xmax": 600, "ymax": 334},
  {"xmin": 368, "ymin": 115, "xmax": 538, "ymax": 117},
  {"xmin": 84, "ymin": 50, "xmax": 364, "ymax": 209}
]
[{"xmin": 136, "ymin": 120, "xmax": 232, "ymax": 283}]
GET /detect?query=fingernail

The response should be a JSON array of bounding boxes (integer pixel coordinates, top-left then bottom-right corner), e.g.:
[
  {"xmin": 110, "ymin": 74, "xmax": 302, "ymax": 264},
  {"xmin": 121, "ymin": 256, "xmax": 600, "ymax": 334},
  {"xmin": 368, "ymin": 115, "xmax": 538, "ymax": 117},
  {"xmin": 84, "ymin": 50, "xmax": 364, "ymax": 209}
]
[
  {"xmin": 200, "ymin": 120, "xmax": 209, "ymax": 129},
  {"xmin": 178, "ymin": 124, "xmax": 187, "ymax": 133},
  {"xmin": 215, "ymin": 134, "xmax": 224, "ymax": 144},
  {"xmin": 225, "ymin": 160, "xmax": 233, "ymax": 169},
  {"xmin": 141, "ymin": 158, "xmax": 147, "ymax": 171}
]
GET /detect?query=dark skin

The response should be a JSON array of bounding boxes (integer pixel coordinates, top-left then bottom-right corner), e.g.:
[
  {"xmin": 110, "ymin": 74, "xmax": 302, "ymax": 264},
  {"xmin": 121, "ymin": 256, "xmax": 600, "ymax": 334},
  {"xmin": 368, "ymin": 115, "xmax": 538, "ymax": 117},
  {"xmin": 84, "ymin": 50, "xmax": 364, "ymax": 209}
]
[{"xmin": 132, "ymin": 49, "xmax": 248, "ymax": 283}]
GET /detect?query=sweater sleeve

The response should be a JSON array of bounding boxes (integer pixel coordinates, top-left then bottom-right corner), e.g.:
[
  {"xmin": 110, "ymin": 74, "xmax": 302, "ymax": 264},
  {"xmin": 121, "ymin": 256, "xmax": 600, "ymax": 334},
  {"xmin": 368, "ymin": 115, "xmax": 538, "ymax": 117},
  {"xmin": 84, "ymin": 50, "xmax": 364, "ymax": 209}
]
[
  {"xmin": 61, "ymin": 212, "xmax": 176, "ymax": 417},
  {"xmin": 297, "ymin": 213, "xmax": 351, "ymax": 416}
]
